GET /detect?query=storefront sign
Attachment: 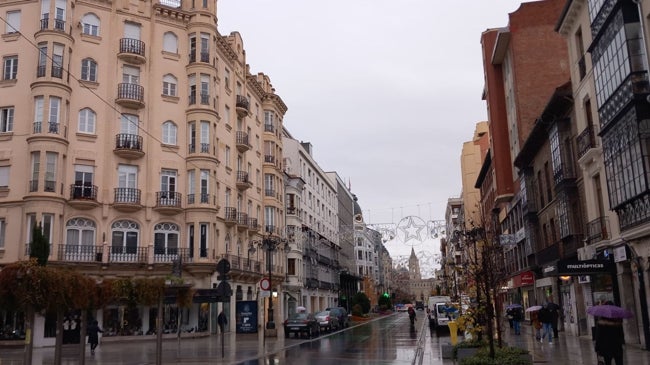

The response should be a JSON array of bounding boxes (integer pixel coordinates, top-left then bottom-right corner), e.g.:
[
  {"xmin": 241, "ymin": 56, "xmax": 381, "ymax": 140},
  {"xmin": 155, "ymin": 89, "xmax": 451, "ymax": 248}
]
[
  {"xmin": 515, "ymin": 228, "xmax": 526, "ymax": 243},
  {"xmin": 236, "ymin": 300, "xmax": 258, "ymax": 333},
  {"xmin": 556, "ymin": 259, "xmax": 614, "ymax": 275},
  {"xmin": 520, "ymin": 271, "xmax": 535, "ymax": 286},
  {"xmin": 613, "ymin": 246, "xmax": 628, "ymax": 263}
]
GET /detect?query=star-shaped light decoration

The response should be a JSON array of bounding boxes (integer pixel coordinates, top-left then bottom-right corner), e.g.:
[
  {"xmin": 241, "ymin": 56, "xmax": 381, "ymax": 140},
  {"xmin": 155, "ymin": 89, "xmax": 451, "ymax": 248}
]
[{"xmin": 397, "ymin": 216, "xmax": 425, "ymax": 243}]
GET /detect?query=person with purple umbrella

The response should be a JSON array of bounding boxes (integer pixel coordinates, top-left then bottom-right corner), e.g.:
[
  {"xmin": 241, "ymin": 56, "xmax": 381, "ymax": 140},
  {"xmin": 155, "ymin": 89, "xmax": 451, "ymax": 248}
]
[{"xmin": 595, "ymin": 316, "xmax": 624, "ymax": 365}]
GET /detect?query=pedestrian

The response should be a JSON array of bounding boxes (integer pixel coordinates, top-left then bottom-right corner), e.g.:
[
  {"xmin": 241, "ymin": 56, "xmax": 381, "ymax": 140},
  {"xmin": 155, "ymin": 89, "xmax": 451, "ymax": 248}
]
[
  {"xmin": 595, "ymin": 317, "xmax": 624, "ymax": 365},
  {"xmin": 512, "ymin": 306, "xmax": 523, "ymax": 335},
  {"xmin": 506, "ymin": 307, "xmax": 514, "ymax": 328},
  {"xmin": 546, "ymin": 297, "xmax": 561, "ymax": 338},
  {"xmin": 407, "ymin": 306, "xmax": 416, "ymax": 326},
  {"xmin": 218, "ymin": 311, "xmax": 228, "ymax": 333},
  {"xmin": 538, "ymin": 304, "xmax": 553, "ymax": 344},
  {"xmin": 87, "ymin": 320, "xmax": 103, "ymax": 355},
  {"xmin": 530, "ymin": 310, "xmax": 542, "ymax": 340}
]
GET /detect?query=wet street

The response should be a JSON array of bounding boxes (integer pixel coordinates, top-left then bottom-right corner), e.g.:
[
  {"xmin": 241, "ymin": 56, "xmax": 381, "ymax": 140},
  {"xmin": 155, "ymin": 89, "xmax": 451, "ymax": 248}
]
[{"xmin": 1, "ymin": 310, "xmax": 649, "ymax": 364}]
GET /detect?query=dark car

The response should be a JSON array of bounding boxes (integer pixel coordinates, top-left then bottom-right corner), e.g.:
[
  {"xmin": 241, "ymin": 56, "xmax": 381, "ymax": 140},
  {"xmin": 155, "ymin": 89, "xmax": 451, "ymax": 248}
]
[
  {"xmin": 415, "ymin": 301, "xmax": 425, "ymax": 310},
  {"xmin": 326, "ymin": 307, "xmax": 349, "ymax": 328},
  {"xmin": 314, "ymin": 310, "xmax": 339, "ymax": 332},
  {"xmin": 283, "ymin": 312, "xmax": 320, "ymax": 338}
]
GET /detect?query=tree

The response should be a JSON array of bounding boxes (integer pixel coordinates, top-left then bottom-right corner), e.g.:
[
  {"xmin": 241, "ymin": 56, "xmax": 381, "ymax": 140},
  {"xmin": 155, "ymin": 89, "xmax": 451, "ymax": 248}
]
[
  {"xmin": 29, "ymin": 223, "xmax": 50, "ymax": 266},
  {"xmin": 351, "ymin": 292, "xmax": 371, "ymax": 314},
  {"xmin": 455, "ymin": 220, "xmax": 508, "ymax": 360}
]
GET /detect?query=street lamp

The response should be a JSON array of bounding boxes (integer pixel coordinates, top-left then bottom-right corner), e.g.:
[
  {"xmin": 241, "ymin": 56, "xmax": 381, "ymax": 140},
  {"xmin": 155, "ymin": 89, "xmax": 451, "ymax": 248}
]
[{"xmin": 260, "ymin": 233, "xmax": 288, "ymax": 330}]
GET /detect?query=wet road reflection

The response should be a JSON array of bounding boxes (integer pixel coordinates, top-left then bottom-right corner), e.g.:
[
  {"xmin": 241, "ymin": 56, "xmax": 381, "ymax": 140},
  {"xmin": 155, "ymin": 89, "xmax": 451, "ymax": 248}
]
[{"xmin": 236, "ymin": 311, "xmax": 427, "ymax": 365}]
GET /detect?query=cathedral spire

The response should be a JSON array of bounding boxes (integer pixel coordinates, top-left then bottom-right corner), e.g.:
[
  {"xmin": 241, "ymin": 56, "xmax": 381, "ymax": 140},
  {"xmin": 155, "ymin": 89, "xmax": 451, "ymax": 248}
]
[{"xmin": 408, "ymin": 247, "xmax": 421, "ymax": 280}]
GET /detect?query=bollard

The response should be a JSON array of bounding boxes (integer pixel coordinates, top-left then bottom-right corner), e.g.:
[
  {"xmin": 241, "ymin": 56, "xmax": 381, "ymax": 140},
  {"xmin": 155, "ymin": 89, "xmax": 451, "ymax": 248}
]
[{"xmin": 448, "ymin": 321, "xmax": 458, "ymax": 345}]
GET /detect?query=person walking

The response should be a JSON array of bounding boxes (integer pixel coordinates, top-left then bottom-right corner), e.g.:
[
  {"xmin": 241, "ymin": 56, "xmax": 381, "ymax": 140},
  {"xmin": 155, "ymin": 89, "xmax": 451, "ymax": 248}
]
[
  {"xmin": 595, "ymin": 317, "xmax": 624, "ymax": 365},
  {"xmin": 408, "ymin": 306, "xmax": 416, "ymax": 326},
  {"xmin": 546, "ymin": 298, "xmax": 561, "ymax": 338},
  {"xmin": 87, "ymin": 320, "xmax": 103, "ymax": 355},
  {"xmin": 218, "ymin": 311, "xmax": 228, "ymax": 333},
  {"xmin": 512, "ymin": 306, "xmax": 523, "ymax": 335},
  {"xmin": 530, "ymin": 310, "xmax": 542, "ymax": 340},
  {"xmin": 538, "ymin": 304, "xmax": 553, "ymax": 344}
]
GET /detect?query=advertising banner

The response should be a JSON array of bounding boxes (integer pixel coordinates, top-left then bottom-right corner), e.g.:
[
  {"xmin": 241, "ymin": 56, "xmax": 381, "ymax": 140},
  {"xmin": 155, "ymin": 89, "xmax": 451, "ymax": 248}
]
[{"xmin": 236, "ymin": 301, "xmax": 258, "ymax": 333}]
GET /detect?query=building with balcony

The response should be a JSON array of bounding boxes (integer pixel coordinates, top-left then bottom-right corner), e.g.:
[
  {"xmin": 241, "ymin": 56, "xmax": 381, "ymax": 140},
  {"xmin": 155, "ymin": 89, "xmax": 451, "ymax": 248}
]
[
  {"xmin": 282, "ymin": 134, "xmax": 340, "ymax": 312},
  {"xmin": 557, "ymin": 0, "xmax": 650, "ymax": 348},
  {"xmin": 0, "ymin": 0, "xmax": 287, "ymax": 346},
  {"xmin": 479, "ymin": 0, "xmax": 570, "ymax": 319}
]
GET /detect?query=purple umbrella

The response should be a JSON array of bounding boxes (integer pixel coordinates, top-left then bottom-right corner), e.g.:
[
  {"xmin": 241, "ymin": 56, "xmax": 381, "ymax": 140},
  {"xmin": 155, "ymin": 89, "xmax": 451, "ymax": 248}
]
[
  {"xmin": 506, "ymin": 304, "xmax": 522, "ymax": 310},
  {"xmin": 586, "ymin": 304, "xmax": 634, "ymax": 319}
]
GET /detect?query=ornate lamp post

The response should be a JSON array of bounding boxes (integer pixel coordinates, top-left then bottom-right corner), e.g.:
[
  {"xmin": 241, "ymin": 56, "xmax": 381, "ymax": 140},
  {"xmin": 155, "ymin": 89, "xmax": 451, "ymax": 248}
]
[{"xmin": 260, "ymin": 233, "xmax": 288, "ymax": 330}]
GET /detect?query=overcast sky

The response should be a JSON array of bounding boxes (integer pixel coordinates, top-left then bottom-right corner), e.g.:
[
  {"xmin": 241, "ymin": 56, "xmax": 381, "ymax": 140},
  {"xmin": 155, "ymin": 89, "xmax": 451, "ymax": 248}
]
[{"xmin": 218, "ymin": 0, "xmax": 534, "ymax": 259}]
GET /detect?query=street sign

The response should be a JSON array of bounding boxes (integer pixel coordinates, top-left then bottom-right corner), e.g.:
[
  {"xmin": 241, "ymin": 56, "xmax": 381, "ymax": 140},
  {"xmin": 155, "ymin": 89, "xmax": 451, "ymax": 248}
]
[
  {"xmin": 260, "ymin": 291, "xmax": 270, "ymax": 298},
  {"xmin": 260, "ymin": 277, "xmax": 270, "ymax": 291}
]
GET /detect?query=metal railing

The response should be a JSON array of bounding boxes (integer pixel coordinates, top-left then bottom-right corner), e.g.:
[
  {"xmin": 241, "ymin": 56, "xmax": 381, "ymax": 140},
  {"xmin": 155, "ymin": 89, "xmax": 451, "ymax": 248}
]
[
  {"xmin": 69, "ymin": 184, "xmax": 98, "ymax": 200},
  {"xmin": 224, "ymin": 207, "xmax": 237, "ymax": 221},
  {"xmin": 264, "ymin": 124, "xmax": 274, "ymax": 133},
  {"xmin": 153, "ymin": 247, "xmax": 192, "ymax": 263},
  {"xmin": 236, "ymin": 131, "xmax": 249, "ymax": 146},
  {"xmin": 119, "ymin": 38, "xmax": 145, "ymax": 57},
  {"xmin": 58, "ymin": 244, "xmax": 102, "ymax": 262},
  {"xmin": 115, "ymin": 133, "xmax": 143, "ymax": 151},
  {"xmin": 110, "ymin": 246, "xmax": 148, "ymax": 262},
  {"xmin": 577, "ymin": 124, "xmax": 597, "ymax": 159},
  {"xmin": 113, "ymin": 187, "xmax": 141, "ymax": 204},
  {"xmin": 117, "ymin": 83, "xmax": 144, "ymax": 102},
  {"xmin": 586, "ymin": 216, "xmax": 610, "ymax": 244},
  {"xmin": 236, "ymin": 171, "xmax": 249, "ymax": 184},
  {"xmin": 155, "ymin": 191, "xmax": 182, "ymax": 208},
  {"xmin": 236, "ymin": 95, "xmax": 250, "ymax": 111}
]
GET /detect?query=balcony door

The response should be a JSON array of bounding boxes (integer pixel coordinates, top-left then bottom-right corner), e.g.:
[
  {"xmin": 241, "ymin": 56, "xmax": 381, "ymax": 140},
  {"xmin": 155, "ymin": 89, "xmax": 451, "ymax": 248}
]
[{"xmin": 74, "ymin": 165, "xmax": 94, "ymax": 198}]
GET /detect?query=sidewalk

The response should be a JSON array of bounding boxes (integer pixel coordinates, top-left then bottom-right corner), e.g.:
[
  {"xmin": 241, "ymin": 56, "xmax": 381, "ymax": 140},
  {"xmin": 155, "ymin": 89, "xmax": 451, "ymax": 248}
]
[{"xmin": 417, "ymin": 321, "xmax": 650, "ymax": 365}]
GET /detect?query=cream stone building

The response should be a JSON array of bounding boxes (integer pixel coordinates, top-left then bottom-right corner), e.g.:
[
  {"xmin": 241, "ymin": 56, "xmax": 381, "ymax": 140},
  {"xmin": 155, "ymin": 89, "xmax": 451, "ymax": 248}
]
[{"xmin": 0, "ymin": 0, "xmax": 288, "ymax": 346}]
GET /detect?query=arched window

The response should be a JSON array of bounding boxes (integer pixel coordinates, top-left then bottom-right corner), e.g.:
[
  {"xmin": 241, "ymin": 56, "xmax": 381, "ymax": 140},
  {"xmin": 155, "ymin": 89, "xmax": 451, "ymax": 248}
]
[
  {"xmin": 154, "ymin": 222, "xmax": 179, "ymax": 256},
  {"xmin": 111, "ymin": 220, "xmax": 139, "ymax": 256},
  {"xmin": 162, "ymin": 120, "xmax": 177, "ymax": 145},
  {"xmin": 78, "ymin": 108, "xmax": 96, "ymax": 134},
  {"xmin": 81, "ymin": 13, "xmax": 100, "ymax": 36},
  {"xmin": 81, "ymin": 58, "xmax": 97, "ymax": 82},
  {"xmin": 65, "ymin": 217, "xmax": 96, "ymax": 250},
  {"xmin": 162, "ymin": 32, "xmax": 178, "ymax": 53},
  {"xmin": 162, "ymin": 74, "xmax": 177, "ymax": 97}
]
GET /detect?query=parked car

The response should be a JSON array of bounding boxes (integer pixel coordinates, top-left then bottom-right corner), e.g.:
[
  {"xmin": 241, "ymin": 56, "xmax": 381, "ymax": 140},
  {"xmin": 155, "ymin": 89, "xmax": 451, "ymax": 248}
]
[
  {"xmin": 283, "ymin": 312, "xmax": 320, "ymax": 338},
  {"xmin": 314, "ymin": 310, "xmax": 339, "ymax": 332},
  {"xmin": 326, "ymin": 307, "xmax": 349, "ymax": 328},
  {"xmin": 415, "ymin": 301, "xmax": 425, "ymax": 310}
]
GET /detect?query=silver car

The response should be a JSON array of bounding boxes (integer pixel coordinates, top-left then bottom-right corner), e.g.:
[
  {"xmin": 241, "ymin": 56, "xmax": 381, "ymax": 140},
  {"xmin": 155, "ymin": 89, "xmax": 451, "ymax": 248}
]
[{"xmin": 314, "ymin": 310, "xmax": 339, "ymax": 332}]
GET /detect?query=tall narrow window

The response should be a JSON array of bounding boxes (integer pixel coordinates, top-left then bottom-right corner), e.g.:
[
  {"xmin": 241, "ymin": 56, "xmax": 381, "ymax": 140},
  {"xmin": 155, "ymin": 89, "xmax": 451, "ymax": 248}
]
[
  {"xmin": 30, "ymin": 151, "xmax": 40, "ymax": 192},
  {"xmin": 225, "ymin": 146, "xmax": 231, "ymax": 168},
  {"xmin": 188, "ymin": 74, "xmax": 196, "ymax": 104},
  {"xmin": 37, "ymin": 43, "xmax": 47, "ymax": 77},
  {"xmin": 3, "ymin": 56, "xmax": 18, "ymax": 80},
  {"xmin": 124, "ymin": 22, "xmax": 141, "ymax": 40},
  {"xmin": 0, "ymin": 218, "xmax": 5, "ymax": 249},
  {"xmin": 52, "ymin": 43, "xmax": 64, "ymax": 78},
  {"xmin": 200, "ymin": 33, "xmax": 209, "ymax": 62},
  {"xmin": 187, "ymin": 169, "xmax": 195, "ymax": 200},
  {"xmin": 117, "ymin": 165, "xmax": 138, "ymax": 203},
  {"xmin": 34, "ymin": 96, "xmax": 44, "ymax": 133},
  {"xmin": 200, "ymin": 74, "xmax": 209, "ymax": 104},
  {"xmin": 188, "ymin": 121, "xmax": 196, "ymax": 152},
  {"xmin": 224, "ymin": 69, "xmax": 230, "ymax": 88},
  {"xmin": 0, "ymin": 107, "xmax": 14, "ymax": 132},
  {"xmin": 0, "ymin": 165, "xmax": 9, "ymax": 189},
  {"xmin": 48, "ymin": 97, "xmax": 61, "ymax": 133},
  {"xmin": 120, "ymin": 114, "xmax": 139, "ymax": 135},
  {"xmin": 200, "ymin": 121, "xmax": 209, "ymax": 152},
  {"xmin": 187, "ymin": 224, "xmax": 194, "ymax": 258},
  {"xmin": 54, "ymin": 0, "xmax": 66, "ymax": 30},
  {"xmin": 199, "ymin": 223, "xmax": 208, "ymax": 258},
  {"xmin": 44, "ymin": 152, "xmax": 57, "ymax": 192},
  {"xmin": 154, "ymin": 223, "xmax": 179, "ymax": 255},
  {"xmin": 200, "ymin": 170, "xmax": 209, "ymax": 203},
  {"xmin": 189, "ymin": 34, "xmax": 196, "ymax": 62}
]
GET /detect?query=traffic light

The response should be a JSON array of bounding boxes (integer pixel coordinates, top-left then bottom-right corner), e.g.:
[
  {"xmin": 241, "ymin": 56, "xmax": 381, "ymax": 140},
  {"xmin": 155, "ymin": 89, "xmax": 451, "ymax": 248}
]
[{"xmin": 383, "ymin": 292, "xmax": 390, "ymax": 298}]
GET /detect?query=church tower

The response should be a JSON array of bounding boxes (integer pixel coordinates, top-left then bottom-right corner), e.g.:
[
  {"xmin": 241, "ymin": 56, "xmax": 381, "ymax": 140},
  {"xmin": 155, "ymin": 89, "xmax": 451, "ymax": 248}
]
[{"xmin": 408, "ymin": 247, "xmax": 421, "ymax": 280}]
